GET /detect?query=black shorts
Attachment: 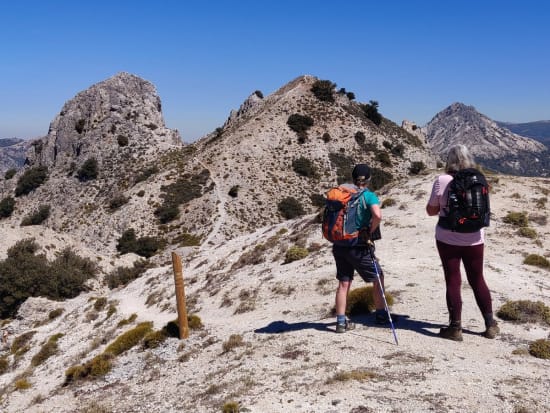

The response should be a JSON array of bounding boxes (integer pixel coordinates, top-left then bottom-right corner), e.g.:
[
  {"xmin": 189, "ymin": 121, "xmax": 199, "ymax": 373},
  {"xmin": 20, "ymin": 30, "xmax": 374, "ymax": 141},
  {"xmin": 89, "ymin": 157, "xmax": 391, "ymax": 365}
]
[{"xmin": 332, "ymin": 245, "xmax": 382, "ymax": 282}]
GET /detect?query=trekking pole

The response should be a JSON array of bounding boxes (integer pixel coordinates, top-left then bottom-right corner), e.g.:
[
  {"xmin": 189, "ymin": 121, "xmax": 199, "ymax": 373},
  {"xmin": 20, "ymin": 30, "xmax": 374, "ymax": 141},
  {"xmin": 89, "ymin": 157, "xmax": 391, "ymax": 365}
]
[{"xmin": 368, "ymin": 245, "xmax": 398, "ymax": 345}]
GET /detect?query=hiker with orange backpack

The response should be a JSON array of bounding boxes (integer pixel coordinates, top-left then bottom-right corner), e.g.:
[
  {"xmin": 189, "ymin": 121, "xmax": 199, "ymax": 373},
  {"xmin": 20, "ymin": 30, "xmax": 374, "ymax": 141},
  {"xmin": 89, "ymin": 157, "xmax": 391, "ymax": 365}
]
[{"xmin": 323, "ymin": 164, "xmax": 394, "ymax": 335}]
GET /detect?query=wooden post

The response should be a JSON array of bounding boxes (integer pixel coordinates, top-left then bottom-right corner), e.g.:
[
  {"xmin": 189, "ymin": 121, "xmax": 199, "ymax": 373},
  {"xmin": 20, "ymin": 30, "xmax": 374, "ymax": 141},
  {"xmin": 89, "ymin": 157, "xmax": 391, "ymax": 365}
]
[{"xmin": 171, "ymin": 252, "xmax": 189, "ymax": 339}]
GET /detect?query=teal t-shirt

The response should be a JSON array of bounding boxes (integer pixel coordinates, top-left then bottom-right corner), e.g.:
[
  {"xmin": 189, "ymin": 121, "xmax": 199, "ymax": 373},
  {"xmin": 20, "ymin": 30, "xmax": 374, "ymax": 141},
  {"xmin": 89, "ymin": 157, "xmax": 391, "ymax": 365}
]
[{"xmin": 356, "ymin": 189, "xmax": 380, "ymax": 229}]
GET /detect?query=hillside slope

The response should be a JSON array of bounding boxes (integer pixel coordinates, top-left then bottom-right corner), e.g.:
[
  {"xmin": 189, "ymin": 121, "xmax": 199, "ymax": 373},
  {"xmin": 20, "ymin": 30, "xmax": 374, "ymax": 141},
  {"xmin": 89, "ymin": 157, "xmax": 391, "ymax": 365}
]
[{"xmin": 1, "ymin": 170, "xmax": 549, "ymax": 413}]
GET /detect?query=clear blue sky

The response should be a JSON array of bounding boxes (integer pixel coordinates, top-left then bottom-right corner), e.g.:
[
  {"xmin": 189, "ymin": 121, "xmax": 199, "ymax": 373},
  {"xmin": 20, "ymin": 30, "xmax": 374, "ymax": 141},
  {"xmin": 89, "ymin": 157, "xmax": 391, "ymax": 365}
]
[{"xmin": 1, "ymin": 0, "xmax": 549, "ymax": 142}]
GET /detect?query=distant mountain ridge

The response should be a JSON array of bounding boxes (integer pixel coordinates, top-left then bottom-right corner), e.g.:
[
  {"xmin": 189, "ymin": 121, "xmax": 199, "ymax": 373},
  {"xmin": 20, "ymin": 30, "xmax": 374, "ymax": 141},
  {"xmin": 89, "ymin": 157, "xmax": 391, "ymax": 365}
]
[
  {"xmin": 0, "ymin": 138, "xmax": 24, "ymax": 148},
  {"xmin": 0, "ymin": 139, "xmax": 30, "ymax": 173},
  {"xmin": 496, "ymin": 120, "xmax": 550, "ymax": 145},
  {"xmin": 425, "ymin": 103, "xmax": 549, "ymax": 176}
]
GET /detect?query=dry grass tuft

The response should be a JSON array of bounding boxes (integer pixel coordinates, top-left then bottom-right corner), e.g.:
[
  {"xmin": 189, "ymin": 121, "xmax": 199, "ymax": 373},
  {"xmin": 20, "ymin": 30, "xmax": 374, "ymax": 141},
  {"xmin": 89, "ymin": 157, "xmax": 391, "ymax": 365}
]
[
  {"xmin": 326, "ymin": 369, "xmax": 378, "ymax": 383},
  {"xmin": 345, "ymin": 286, "xmax": 394, "ymax": 316},
  {"xmin": 497, "ymin": 300, "xmax": 550, "ymax": 324},
  {"xmin": 222, "ymin": 334, "xmax": 244, "ymax": 353},
  {"xmin": 528, "ymin": 339, "xmax": 550, "ymax": 359}
]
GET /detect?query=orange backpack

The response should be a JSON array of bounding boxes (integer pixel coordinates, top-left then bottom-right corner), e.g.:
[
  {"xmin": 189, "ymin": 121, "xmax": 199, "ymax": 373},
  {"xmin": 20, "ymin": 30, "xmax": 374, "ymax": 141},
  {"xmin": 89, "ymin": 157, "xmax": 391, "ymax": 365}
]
[{"xmin": 322, "ymin": 185, "xmax": 366, "ymax": 245}]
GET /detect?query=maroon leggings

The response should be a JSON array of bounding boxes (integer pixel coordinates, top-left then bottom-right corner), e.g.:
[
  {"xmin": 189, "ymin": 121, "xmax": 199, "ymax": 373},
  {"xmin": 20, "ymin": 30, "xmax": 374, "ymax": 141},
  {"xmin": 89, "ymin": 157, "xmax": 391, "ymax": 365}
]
[{"xmin": 436, "ymin": 241, "xmax": 493, "ymax": 323}]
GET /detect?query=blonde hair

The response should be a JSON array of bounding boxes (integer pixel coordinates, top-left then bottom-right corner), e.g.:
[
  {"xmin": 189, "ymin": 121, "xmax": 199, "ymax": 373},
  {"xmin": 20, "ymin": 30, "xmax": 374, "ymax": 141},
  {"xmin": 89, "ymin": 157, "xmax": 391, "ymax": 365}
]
[{"xmin": 445, "ymin": 144, "xmax": 476, "ymax": 173}]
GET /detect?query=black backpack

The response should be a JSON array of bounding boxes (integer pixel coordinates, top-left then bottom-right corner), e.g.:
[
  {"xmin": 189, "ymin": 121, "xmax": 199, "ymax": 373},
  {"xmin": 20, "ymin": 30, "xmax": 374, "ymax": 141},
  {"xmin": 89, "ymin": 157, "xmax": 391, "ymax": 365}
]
[{"xmin": 438, "ymin": 168, "xmax": 490, "ymax": 233}]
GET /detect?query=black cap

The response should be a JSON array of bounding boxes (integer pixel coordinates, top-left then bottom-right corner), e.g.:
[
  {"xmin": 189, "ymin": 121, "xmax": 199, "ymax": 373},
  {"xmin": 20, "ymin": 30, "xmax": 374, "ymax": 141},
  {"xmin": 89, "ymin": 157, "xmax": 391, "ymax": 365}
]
[{"xmin": 352, "ymin": 164, "xmax": 371, "ymax": 181}]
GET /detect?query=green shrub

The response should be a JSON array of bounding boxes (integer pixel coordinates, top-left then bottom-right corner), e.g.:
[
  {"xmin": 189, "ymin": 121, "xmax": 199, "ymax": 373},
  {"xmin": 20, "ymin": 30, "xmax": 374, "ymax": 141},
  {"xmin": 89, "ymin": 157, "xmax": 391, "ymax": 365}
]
[
  {"xmin": 310, "ymin": 193, "xmax": 326, "ymax": 208},
  {"xmin": 142, "ymin": 329, "xmax": 168, "ymax": 349},
  {"xmin": 94, "ymin": 297, "xmax": 107, "ymax": 311},
  {"xmin": 173, "ymin": 232, "xmax": 201, "ymax": 247},
  {"xmin": 155, "ymin": 204, "xmax": 180, "ymax": 224},
  {"xmin": 381, "ymin": 198, "xmax": 396, "ymax": 208},
  {"xmin": 116, "ymin": 229, "xmax": 162, "ymax": 258},
  {"xmin": 222, "ymin": 401, "xmax": 240, "ymax": 413},
  {"xmin": 117, "ymin": 313, "xmax": 137, "ymax": 328},
  {"xmin": 14, "ymin": 378, "xmax": 31, "ymax": 390},
  {"xmin": 0, "ymin": 355, "xmax": 9, "ymax": 375},
  {"xmin": 517, "ymin": 227, "xmax": 537, "ymax": 239},
  {"xmin": 20, "ymin": 204, "xmax": 51, "ymax": 226},
  {"xmin": 10, "ymin": 331, "xmax": 35, "ymax": 358},
  {"xmin": 75, "ymin": 119, "xmax": 86, "ymax": 134},
  {"xmin": 0, "ymin": 240, "xmax": 97, "ymax": 318},
  {"xmin": 361, "ymin": 100, "xmax": 382, "ymax": 125},
  {"xmin": 48, "ymin": 308, "xmax": 64, "ymax": 320},
  {"xmin": 409, "ymin": 161, "xmax": 426, "ymax": 175},
  {"xmin": 503, "ymin": 211, "xmax": 529, "ymax": 227},
  {"xmin": 65, "ymin": 353, "xmax": 114, "ymax": 384},
  {"xmin": 222, "ymin": 334, "xmax": 244, "ymax": 353},
  {"xmin": 497, "ymin": 300, "xmax": 550, "ymax": 324},
  {"xmin": 535, "ymin": 197, "xmax": 547, "ymax": 208},
  {"xmin": 108, "ymin": 195, "xmax": 129, "ymax": 211},
  {"xmin": 77, "ymin": 158, "xmax": 98, "ymax": 181},
  {"xmin": 254, "ymin": 90, "xmax": 263, "ymax": 98},
  {"xmin": 31, "ymin": 334, "xmax": 63, "ymax": 366},
  {"xmin": 311, "ymin": 79, "xmax": 335, "ymax": 102},
  {"xmin": 354, "ymin": 131, "xmax": 366, "ymax": 145},
  {"xmin": 345, "ymin": 286, "xmax": 394, "ymax": 316},
  {"xmin": 284, "ymin": 246, "xmax": 309, "ymax": 264},
  {"xmin": 15, "ymin": 166, "xmax": 48, "ymax": 196},
  {"xmin": 188, "ymin": 314, "xmax": 203, "ymax": 330},
  {"xmin": 523, "ymin": 254, "xmax": 550, "ymax": 269},
  {"xmin": 370, "ymin": 168, "xmax": 394, "ymax": 191},
  {"xmin": 231, "ymin": 244, "xmax": 267, "ymax": 270},
  {"xmin": 4, "ymin": 168, "xmax": 16, "ymax": 180},
  {"xmin": 528, "ymin": 339, "xmax": 550, "ymax": 359},
  {"xmin": 134, "ymin": 166, "xmax": 159, "ymax": 183},
  {"xmin": 0, "ymin": 196, "xmax": 15, "ymax": 218},
  {"xmin": 106, "ymin": 260, "xmax": 149, "ymax": 289},
  {"xmin": 322, "ymin": 132, "xmax": 331, "ymax": 143},
  {"xmin": 277, "ymin": 197, "xmax": 305, "ymax": 219},
  {"xmin": 48, "ymin": 248, "xmax": 98, "ymax": 298},
  {"xmin": 284, "ymin": 245, "xmax": 309, "ymax": 264},
  {"xmin": 228, "ymin": 185, "xmax": 239, "ymax": 198},
  {"xmin": 155, "ymin": 169, "xmax": 210, "ymax": 224},
  {"xmin": 105, "ymin": 322, "xmax": 153, "ymax": 356},
  {"xmin": 391, "ymin": 144, "xmax": 405, "ymax": 157},
  {"xmin": 328, "ymin": 152, "xmax": 355, "ymax": 184},
  {"xmin": 117, "ymin": 135, "xmax": 128, "ymax": 147},
  {"xmin": 287, "ymin": 114, "xmax": 314, "ymax": 134},
  {"xmin": 327, "ymin": 369, "xmax": 377, "ymax": 383},
  {"xmin": 376, "ymin": 151, "xmax": 392, "ymax": 167},
  {"xmin": 292, "ymin": 157, "xmax": 317, "ymax": 178}
]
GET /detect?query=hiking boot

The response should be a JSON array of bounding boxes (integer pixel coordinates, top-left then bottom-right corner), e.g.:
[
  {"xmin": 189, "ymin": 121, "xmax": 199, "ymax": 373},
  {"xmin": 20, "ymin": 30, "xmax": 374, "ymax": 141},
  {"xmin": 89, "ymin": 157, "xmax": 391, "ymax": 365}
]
[
  {"xmin": 483, "ymin": 320, "xmax": 500, "ymax": 339},
  {"xmin": 439, "ymin": 326, "xmax": 463, "ymax": 342},
  {"xmin": 335, "ymin": 320, "xmax": 356, "ymax": 333}
]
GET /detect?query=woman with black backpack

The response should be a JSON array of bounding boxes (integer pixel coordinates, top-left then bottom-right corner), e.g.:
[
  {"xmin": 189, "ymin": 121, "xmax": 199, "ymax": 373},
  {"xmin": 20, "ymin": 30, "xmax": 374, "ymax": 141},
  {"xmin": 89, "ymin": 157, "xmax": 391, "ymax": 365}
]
[{"xmin": 426, "ymin": 144, "xmax": 499, "ymax": 341}]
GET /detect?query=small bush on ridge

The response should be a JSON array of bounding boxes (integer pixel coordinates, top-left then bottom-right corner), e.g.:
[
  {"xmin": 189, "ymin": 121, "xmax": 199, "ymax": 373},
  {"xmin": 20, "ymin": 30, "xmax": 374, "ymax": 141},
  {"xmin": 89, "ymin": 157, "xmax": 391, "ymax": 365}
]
[
  {"xmin": 284, "ymin": 246, "xmax": 309, "ymax": 264},
  {"xmin": 20, "ymin": 204, "xmax": 51, "ymax": 226},
  {"xmin": 0, "ymin": 196, "xmax": 15, "ymax": 218},
  {"xmin": 15, "ymin": 166, "xmax": 48, "ymax": 196},
  {"xmin": 529, "ymin": 339, "xmax": 550, "ymax": 359},
  {"xmin": 278, "ymin": 197, "xmax": 305, "ymax": 220}
]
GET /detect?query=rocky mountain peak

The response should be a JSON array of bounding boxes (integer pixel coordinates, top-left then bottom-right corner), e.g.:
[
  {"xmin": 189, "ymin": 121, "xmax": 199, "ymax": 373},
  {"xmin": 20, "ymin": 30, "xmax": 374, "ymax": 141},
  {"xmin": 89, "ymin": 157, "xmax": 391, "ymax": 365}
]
[
  {"xmin": 425, "ymin": 102, "xmax": 549, "ymax": 176},
  {"xmin": 25, "ymin": 72, "xmax": 181, "ymax": 174}
]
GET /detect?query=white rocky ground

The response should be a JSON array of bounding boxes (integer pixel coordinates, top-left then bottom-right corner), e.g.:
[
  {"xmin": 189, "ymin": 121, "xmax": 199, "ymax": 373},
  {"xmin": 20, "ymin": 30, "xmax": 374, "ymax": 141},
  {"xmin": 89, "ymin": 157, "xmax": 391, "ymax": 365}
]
[{"xmin": 1, "ymin": 171, "xmax": 549, "ymax": 413}]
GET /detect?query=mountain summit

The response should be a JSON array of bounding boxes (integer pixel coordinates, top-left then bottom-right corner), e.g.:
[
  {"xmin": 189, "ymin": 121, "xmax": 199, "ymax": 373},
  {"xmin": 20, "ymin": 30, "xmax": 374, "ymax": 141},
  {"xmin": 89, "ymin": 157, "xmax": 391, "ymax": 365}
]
[{"xmin": 425, "ymin": 102, "xmax": 549, "ymax": 176}]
